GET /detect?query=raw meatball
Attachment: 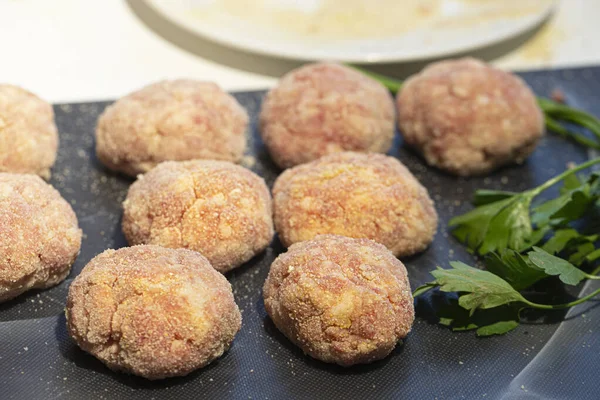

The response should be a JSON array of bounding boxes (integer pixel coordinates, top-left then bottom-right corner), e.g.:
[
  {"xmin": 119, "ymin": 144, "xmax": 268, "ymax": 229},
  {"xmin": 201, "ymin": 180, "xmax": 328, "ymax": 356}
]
[
  {"xmin": 263, "ymin": 235, "xmax": 414, "ymax": 366},
  {"xmin": 0, "ymin": 85, "xmax": 58, "ymax": 178},
  {"xmin": 273, "ymin": 152, "xmax": 437, "ymax": 258},
  {"xmin": 0, "ymin": 173, "xmax": 81, "ymax": 302},
  {"xmin": 397, "ymin": 58, "xmax": 544, "ymax": 176},
  {"xmin": 122, "ymin": 160, "xmax": 274, "ymax": 273},
  {"xmin": 96, "ymin": 80, "xmax": 249, "ymax": 176},
  {"xmin": 259, "ymin": 63, "xmax": 395, "ymax": 169},
  {"xmin": 66, "ymin": 245, "xmax": 241, "ymax": 380}
]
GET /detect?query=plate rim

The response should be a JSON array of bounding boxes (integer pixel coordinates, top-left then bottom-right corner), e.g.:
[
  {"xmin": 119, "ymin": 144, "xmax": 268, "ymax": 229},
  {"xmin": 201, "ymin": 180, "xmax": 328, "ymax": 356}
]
[{"xmin": 144, "ymin": 0, "xmax": 557, "ymax": 64}]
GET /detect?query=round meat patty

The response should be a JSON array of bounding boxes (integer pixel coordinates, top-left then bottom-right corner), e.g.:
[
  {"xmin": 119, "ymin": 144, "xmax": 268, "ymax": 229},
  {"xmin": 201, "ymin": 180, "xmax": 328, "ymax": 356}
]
[
  {"xmin": 260, "ymin": 63, "xmax": 395, "ymax": 169},
  {"xmin": 263, "ymin": 235, "xmax": 415, "ymax": 366},
  {"xmin": 0, "ymin": 173, "xmax": 81, "ymax": 302},
  {"xmin": 397, "ymin": 58, "xmax": 544, "ymax": 176},
  {"xmin": 122, "ymin": 160, "xmax": 274, "ymax": 273},
  {"xmin": 272, "ymin": 152, "xmax": 437, "ymax": 258},
  {"xmin": 96, "ymin": 80, "xmax": 249, "ymax": 176},
  {"xmin": 66, "ymin": 245, "xmax": 242, "ymax": 380},
  {"xmin": 0, "ymin": 84, "xmax": 58, "ymax": 178}
]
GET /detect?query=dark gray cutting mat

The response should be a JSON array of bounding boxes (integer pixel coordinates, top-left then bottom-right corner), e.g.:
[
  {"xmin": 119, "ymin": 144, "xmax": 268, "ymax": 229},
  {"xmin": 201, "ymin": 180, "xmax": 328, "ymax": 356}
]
[{"xmin": 1, "ymin": 66, "xmax": 599, "ymax": 400}]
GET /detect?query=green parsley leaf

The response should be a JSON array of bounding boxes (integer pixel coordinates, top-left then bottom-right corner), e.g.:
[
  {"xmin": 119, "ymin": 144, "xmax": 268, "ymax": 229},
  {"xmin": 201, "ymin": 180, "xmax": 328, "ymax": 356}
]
[
  {"xmin": 528, "ymin": 247, "xmax": 587, "ymax": 285},
  {"xmin": 542, "ymin": 229, "xmax": 581, "ymax": 254},
  {"xmin": 568, "ymin": 242, "xmax": 597, "ymax": 266},
  {"xmin": 561, "ymin": 172, "xmax": 585, "ymax": 192},
  {"xmin": 531, "ymin": 187, "xmax": 585, "ymax": 227},
  {"xmin": 476, "ymin": 320, "xmax": 520, "ymax": 337},
  {"xmin": 531, "ymin": 172, "xmax": 598, "ymax": 227},
  {"xmin": 431, "ymin": 262, "xmax": 528, "ymax": 311},
  {"xmin": 554, "ymin": 190, "xmax": 593, "ymax": 222},
  {"xmin": 479, "ymin": 196, "xmax": 533, "ymax": 254},
  {"xmin": 520, "ymin": 226, "xmax": 552, "ymax": 252},
  {"xmin": 586, "ymin": 249, "xmax": 600, "ymax": 263},
  {"xmin": 438, "ymin": 317, "xmax": 457, "ymax": 327},
  {"xmin": 450, "ymin": 193, "xmax": 536, "ymax": 255},
  {"xmin": 484, "ymin": 250, "xmax": 547, "ymax": 291},
  {"xmin": 541, "ymin": 229, "xmax": 598, "ymax": 266}
]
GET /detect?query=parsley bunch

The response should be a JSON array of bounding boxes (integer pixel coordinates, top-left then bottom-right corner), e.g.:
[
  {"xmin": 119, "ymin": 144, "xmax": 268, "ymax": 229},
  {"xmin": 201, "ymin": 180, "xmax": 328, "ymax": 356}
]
[
  {"xmin": 351, "ymin": 66, "xmax": 600, "ymax": 150},
  {"xmin": 449, "ymin": 158, "xmax": 600, "ymax": 255},
  {"xmin": 417, "ymin": 158, "xmax": 600, "ymax": 336}
]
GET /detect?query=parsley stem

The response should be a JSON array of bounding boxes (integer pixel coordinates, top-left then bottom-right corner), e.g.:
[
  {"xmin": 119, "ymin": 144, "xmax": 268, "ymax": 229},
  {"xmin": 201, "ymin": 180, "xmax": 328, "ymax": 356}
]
[
  {"xmin": 523, "ymin": 287, "xmax": 600, "ymax": 310},
  {"xmin": 538, "ymin": 98, "xmax": 600, "ymax": 141},
  {"xmin": 544, "ymin": 116, "xmax": 600, "ymax": 150},
  {"xmin": 530, "ymin": 157, "xmax": 600, "ymax": 196}
]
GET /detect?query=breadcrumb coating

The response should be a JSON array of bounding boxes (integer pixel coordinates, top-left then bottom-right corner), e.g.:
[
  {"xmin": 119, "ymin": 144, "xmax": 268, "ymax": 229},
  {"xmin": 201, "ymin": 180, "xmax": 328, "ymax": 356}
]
[
  {"xmin": 0, "ymin": 173, "xmax": 81, "ymax": 302},
  {"xmin": 260, "ymin": 63, "xmax": 395, "ymax": 169},
  {"xmin": 122, "ymin": 160, "xmax": 274, "ymax": 273},
  {"xmin": 96, "ymin": 80, "xmax": 249, "ymax": 176},
  {"xmin": 263, "ymin": 235, "xmax": 414, "ymax": 366},
  {"xmin": 66, "ymin": 245, "xmax": 242, "ymax": 380},
  {"xmin": 273, "ymin": 152, "xmax": 437, "ymax": 257},
  {"xmin": 0, "ymin": 84, "xmax": 58, "ymax": 179},
  {"xmin": 397, "ymin": 58, "xmax": 544, "ymax": 176}
]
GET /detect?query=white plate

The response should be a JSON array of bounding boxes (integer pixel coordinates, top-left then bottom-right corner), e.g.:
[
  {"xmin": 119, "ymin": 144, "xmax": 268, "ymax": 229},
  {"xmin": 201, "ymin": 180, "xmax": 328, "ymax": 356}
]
[{"xmin": 145, "ymin": 0, "xmax": 557, "ymax": 63}]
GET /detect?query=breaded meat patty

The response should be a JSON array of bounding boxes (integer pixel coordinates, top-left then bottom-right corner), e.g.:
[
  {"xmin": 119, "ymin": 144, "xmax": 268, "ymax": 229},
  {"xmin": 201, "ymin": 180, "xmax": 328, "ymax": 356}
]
[
  {"xmin": 263, "ymin": 235, "xmax": 414, "ymax": 366},
  {"xmin": 122, "ymin": 160, "xmax": 274, "ymax": 273},
  {"xmin": 397, "ymin": 58, "xmax": 544, "ymax": 176},
  {"xmin": 0, "ymin": 173, "xmax": 81, "ymax": 302},
  {"xmin": 66, "ymin": 245, "xmax": 242, "ymax": 380},
  {"xmin": 96, "ymin": 80, "xmax": 248, "ymax": 176},
  {"xmin": 260, "ymin": 63, "xmax": 395, "ymax": 169},
  {"xmin": 273, "ymin": 152, "xmax": 437, "ymax": 257},
  {"xmin": 0, "ymin": 84, "xmax": 58, "ymax": 178}
]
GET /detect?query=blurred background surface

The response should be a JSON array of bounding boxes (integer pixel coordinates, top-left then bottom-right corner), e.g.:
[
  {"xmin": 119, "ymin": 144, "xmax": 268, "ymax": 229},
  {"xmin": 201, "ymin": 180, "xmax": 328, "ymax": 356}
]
[{"xmin": 0, "ymin": 0, "xmax": 597, "ymax": 102}]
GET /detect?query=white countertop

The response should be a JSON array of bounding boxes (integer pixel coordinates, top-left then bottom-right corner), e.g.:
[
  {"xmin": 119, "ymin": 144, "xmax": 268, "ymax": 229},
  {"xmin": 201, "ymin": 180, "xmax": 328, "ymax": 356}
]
[{"xmin": 1, "ymin": 0, "xmax": 598, "ymax": 103}]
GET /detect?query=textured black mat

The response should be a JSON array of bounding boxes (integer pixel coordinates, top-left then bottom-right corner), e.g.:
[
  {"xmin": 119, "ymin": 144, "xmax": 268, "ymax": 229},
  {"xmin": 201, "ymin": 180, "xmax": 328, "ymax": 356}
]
[{"xmin": 1, "ymin": 66, "xmax": 599, "ymax": 399}]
